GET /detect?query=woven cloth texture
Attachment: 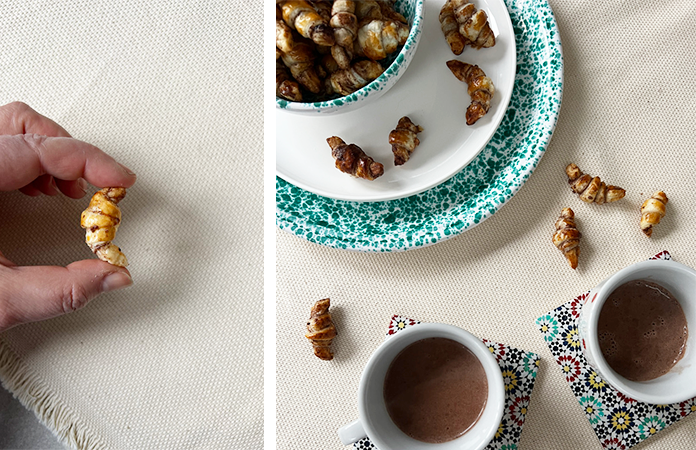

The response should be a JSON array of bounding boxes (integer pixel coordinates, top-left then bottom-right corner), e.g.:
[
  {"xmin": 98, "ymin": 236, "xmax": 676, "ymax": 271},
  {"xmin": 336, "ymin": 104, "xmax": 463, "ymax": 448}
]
[
  {"xmin": 1, "ymin": 1, "xmax": 262, "ymax": 449},
  {"xmin": 275, "ymin": 0, "xmax": 696, "ymax": 448}
]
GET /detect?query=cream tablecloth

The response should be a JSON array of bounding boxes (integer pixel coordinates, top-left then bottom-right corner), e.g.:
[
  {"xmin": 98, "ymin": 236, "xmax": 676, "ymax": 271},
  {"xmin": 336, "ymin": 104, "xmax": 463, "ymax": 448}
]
[
  {"xmin": 276, "ymin": 0, "xmax": 696, "ymax": 448},
  {"xmin": 1, "ymin": 1, "xmax": 262, "ymax": 448}
]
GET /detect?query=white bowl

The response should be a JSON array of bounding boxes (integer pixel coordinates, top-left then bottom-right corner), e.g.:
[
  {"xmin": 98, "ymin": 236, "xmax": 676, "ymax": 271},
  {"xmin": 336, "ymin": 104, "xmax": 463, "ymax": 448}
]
[
  {"xmin": 578, "ymin": 259, "xmax": 696, "ymax": 404},
  {"xmin": 276, "ymin": 0, "xmax": 425, "ymax": 115}
]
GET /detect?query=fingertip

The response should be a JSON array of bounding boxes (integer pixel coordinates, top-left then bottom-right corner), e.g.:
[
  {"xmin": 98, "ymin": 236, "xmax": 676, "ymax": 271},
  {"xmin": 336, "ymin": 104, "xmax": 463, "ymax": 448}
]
[
  {"xmin": 117, "ymin": 164, "xmax": 137, "ymax": 188},
  {"xmin": 101, "ymin": 271, "xmax": 133, "ymax": 293},
  {"xmin": 19, "ymin": 185, "xmax": 42, "ymax": 196}
]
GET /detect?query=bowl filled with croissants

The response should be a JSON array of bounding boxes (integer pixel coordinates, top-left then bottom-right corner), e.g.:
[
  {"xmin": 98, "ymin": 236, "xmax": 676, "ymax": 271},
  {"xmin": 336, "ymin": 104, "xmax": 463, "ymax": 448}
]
[{"xmin": 276, "ymin": 0, "xmax": 425, "ymax": 115}]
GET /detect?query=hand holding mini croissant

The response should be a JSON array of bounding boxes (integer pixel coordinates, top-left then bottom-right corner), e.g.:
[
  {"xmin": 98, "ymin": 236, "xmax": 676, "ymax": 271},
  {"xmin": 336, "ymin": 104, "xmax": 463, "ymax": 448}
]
[
  {"xmin": 0, "ymin": 102, "xmax": 135, "ymax": 331},
  {"xmin": 553, "ymin": 208, "xmax": 581, "ymax": 270},
  {"xmin": 305, "ymin": 298, "xmax": 337, "ymax": 360},
  {"xmin": 81, "ymin": 188, "xmax": 129, "ymax": 267},
  {"xmin": 641, "ymin": 191, "xmax": 668, "ymax": 237}
]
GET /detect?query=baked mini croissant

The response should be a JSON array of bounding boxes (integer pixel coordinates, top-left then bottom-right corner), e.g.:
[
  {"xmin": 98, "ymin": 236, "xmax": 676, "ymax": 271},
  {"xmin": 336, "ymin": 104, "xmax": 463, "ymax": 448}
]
[
  {"xmin": 305, "ymin": 298, "xmax": 337, "ymax": 360},
  {"xmin": 330, "ymin": 0, "xmax": 358, "ymax": 69},
  {"xmin": 276, "ymin": 6, "xmax": 295, "ymax": 54},
  {"xmin": 446, "ymin": 60, "xmax": 495, "ymax": 125},
  {"xmin": 379, "ymin": 1, "xmax": 408, "ymax": 24},
  {"xmin": 355, "ymin": 18, "xmax": 410, "ymax": 60},
  {"xmin": 439, "ymin": 0, "xmax": 467, "ymax": 55},
  {"xmin": 280, "ymin": 0, "xmax": 335, "ymax": 47},
  {"xmin": 325, "ymin": 59, "xmax": 384, "ymax": 96},
  {"xmin": 355, "ymin": 0, "xmax": 382, "ymax": 21},
  {"xmin": 280, "ymin": 41, "xmax": 323, "ymax": 94},
  {"xmin": 553, "ymin": 208, "xmax": 581, "ymax": 270},
  {"xmin": 327, "ymin": 136, "xmax": 384, "ymax": 180},
  {"xmin": 389, "ymin": 116, "xmax": 423, "ymax": 165},
  {"xmin": 310, "ymin": 0, "xmax": 332, "ymax": 22},
  {"xmin": 276, "ymin": 60, "xmax": 303, "ymax": 102},
  {"xmin": 81, "ymin": 188, "xmax": 128, "ymax": 267},
  {"xmin": 640, "ymin": 191, "xmax": 668, "ymax": 237},
  {"xmin": 451, "ymin": 0, "xmax": 495, "ymax": 49},
  {"xmin": 565, "ymin": 164, "xmax": 626, "ymax": 204}
]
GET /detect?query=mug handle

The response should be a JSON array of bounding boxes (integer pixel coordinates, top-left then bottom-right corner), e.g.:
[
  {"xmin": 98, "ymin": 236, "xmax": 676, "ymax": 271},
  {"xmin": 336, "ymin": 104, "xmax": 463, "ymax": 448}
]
[{"xmin": 337, "ymin": 419, "xmax": 366, "ymax": 446}]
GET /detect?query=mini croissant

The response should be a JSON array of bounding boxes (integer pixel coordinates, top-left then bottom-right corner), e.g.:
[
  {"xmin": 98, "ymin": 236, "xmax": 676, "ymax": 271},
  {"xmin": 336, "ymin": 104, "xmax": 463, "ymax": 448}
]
[
  {"xmin": 553, "ymin": 208, "xmax": 581, "ymax": 270},
  {"xmin": 565, "ymin": 164, "xmax": 626, "ymax": 204},
  {"xmin": 330, "ymin": 0, "xmax": 358, "ymax": 69},
  {"xmin": 305, "ymin": 298, "xmax": 337, "ymax": 360},
  {"xmin": 640, "ymin": 191, "xmax": 668, "ymax": 237},
  {"xmin": 280, "ymin": 41, "xmax": 324, "ymax": 94},
  {"xmin": 451, "ymin": 0, "xmax": 495, "ymax": 49},
  {"xmin": 80, "ymin": 188, "xmax": 128, "ymax": 267},
  {"xmin": 355, "ymin": 18, "xmax": 410, "ymax": 61},
  {"xmin": 325, "ymin": 59, "xmax": 384, "ymax": 96},
  {"xmin": 327, "ymin": 136, "xmax": 384, "ymax": 180},
  {"xmin": 276, "ymin": 60, "xmax": 303, "ymax": 102},
  {"xmin": 446, "ymin": 60, "xmax": 495, "ymax": 125},
  {"xmin": 389, "ymin": 116, "xmax": 423, "ymax": 165},
  {"xmin": 439, "ymin": 0, "xmax": 467, "ymax": 55},
  {"xmin": 280, "ymin": 0, "xmax": 335, "ymax": 47}
]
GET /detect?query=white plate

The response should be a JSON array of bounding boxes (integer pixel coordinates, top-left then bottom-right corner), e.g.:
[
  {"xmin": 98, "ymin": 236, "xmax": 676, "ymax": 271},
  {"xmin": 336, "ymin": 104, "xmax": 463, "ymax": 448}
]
[{"xmin": 276, "ymin": 0, "xmax": 516, "ymax": 202}]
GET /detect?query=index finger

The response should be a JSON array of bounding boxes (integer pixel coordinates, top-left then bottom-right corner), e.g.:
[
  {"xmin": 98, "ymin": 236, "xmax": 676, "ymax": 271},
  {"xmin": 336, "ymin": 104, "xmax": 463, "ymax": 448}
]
[
  {"xmin": 0, "ymin": 102, "xmax": 72, "ymax": 137},
  {"xmin": 0, "ymin": 134, "xmax": 137, "ymax": 191}
]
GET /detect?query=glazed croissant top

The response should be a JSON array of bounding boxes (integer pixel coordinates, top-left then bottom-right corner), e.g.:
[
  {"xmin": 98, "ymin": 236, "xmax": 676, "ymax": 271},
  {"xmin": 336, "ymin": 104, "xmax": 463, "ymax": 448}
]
[{"xmin": 80, "ymin": 187, "xmax": 128, "ymax": 267}]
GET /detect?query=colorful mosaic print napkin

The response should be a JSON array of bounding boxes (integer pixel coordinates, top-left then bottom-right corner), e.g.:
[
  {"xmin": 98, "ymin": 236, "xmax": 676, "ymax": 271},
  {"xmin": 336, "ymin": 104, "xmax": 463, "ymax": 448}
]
[
  {"xmin": 536, "ymin": 251, "xmax": 696, "ymax": 449},
  {"xmin": 353, "ymin": 316, "xmax": 540, "ymax": 450}
]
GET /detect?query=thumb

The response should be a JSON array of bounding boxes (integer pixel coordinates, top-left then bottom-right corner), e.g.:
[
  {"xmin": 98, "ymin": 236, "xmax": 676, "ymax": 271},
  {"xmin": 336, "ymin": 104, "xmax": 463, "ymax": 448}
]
[{"xmin": 0, "ymin": 260, "xmax": 132, "ymax": 332}]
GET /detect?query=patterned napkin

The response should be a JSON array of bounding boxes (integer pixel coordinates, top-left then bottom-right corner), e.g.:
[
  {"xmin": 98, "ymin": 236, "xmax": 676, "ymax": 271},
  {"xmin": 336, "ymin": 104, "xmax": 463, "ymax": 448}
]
[
  {"xmin": 536, "ymin": 251, "xmax": 696, "ymax": 449},
  {"xmin": 353, "ymin": 316, "xmax": 540, "ymax": 450}
]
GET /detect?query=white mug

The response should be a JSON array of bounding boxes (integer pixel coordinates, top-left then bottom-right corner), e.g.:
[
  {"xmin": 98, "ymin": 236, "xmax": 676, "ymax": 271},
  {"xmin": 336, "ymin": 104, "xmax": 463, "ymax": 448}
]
[
  {"xmin": 337, "ymin": 323, "xmax": 505, "ymax": 450},
  {"xmin": 578, "ymin": 259, "xmax": 696, "ymax": 404}
]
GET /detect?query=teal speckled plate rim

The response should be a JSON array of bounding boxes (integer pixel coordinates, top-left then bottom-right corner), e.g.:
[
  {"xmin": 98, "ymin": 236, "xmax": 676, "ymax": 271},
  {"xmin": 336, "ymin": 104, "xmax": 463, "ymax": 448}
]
[{"xmin": 276, "ymin": 0, "xmax": 563, "ymax": 252}]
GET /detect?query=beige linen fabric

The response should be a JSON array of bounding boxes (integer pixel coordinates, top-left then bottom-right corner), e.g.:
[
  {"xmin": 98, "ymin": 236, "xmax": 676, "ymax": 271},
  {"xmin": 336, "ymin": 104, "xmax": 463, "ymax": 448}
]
[
  {"xmin": 276, "ymin": 0, "xmax": 696, "ymax": 448},
  {"xmin": 1, "ymin": 1, "xmax": 262, "ymax": 449}
]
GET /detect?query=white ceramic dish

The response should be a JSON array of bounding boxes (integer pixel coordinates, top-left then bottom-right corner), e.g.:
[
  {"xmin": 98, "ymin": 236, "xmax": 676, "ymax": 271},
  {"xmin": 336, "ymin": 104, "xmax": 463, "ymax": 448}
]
[
  {"xmin": 276, "ymin": 0, "xmax": 516, "ymax": 202},
  {"xmin": 579, "ymin": 259, "xmax": 696, "ymax": 405},
  {"xmin": 337, "ymin": 323, "xmax": 505, "ymax": 449}
]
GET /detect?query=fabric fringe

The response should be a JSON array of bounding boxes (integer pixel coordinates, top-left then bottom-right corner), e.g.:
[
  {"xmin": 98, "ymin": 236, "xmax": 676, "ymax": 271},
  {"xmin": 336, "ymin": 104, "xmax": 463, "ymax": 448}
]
[{"xmin": 0, "ymin": 337, "xmax": 107, "ymax": 450}]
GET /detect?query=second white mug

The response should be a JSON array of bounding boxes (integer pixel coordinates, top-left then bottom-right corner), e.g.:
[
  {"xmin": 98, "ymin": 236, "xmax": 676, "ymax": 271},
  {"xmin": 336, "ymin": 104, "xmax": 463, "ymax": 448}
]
[{"xmin": 578, "ymin": 258, "xmax": 696, "ymax": 404}]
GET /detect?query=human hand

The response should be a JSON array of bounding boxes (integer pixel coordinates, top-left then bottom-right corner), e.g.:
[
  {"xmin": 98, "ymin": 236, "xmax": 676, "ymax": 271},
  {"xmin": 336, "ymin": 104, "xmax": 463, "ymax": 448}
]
[{"xmin": 0, "ymin": 102, "xmax": 137, "ymax": 332}]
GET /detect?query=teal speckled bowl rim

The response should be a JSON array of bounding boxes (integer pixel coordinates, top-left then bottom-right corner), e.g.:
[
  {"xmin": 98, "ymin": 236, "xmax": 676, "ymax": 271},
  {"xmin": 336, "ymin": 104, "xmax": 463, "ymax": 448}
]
[
  {"xmin": 276, "ymin": 0, "xmax": 564, "ymax": 252},
  {"xmin": 276, "ymin": 0, "xmax": 425, "ymax": 112}
]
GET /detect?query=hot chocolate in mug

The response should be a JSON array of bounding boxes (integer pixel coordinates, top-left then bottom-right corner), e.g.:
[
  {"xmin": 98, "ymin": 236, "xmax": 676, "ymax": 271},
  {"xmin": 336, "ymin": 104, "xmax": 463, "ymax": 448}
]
[
  {"xmin": 578, "ymin": 259, "xmax": 696, "ymax": 404},
  {"xmin": 337, "ymin": 323, "xmax": 505, "ymax": 450}
]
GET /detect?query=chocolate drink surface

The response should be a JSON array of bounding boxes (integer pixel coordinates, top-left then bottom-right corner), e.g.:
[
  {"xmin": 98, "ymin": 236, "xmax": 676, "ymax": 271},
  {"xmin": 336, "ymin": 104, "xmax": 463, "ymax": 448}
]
[
  {"xmin": 598, "ymin": 280, "xmax": 688, "ymax": 381},
  {"xmin": 383, "ymin": 337, "xmax": 488, "ymax": 443}
]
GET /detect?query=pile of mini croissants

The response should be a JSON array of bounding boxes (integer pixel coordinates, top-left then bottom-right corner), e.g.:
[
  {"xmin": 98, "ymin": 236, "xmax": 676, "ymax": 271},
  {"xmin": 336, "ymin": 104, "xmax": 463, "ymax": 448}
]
[{"xmin": 276, "ymin": 0, "xmax": 411, "ymax": 102}]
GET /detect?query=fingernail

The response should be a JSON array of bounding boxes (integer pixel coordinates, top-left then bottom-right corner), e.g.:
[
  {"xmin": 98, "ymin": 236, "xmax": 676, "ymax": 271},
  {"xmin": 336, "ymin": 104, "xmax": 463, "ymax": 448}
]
[
  {"xmin": 101, "ymin": 272, "xmax": 133, "ymax": 292},
  {"xmin": 77, "ymin": 178, "xmax": 88, "ymax": 192},
  {"xmin": 118, "ymin": 163, "xmax": 136, "ymax": 177}
]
